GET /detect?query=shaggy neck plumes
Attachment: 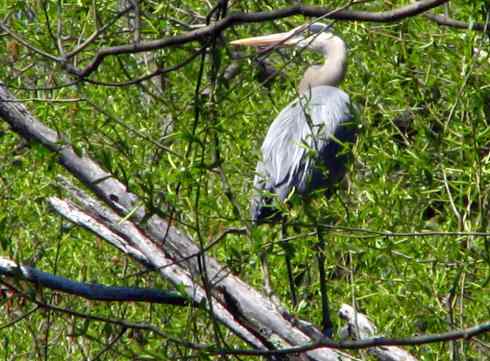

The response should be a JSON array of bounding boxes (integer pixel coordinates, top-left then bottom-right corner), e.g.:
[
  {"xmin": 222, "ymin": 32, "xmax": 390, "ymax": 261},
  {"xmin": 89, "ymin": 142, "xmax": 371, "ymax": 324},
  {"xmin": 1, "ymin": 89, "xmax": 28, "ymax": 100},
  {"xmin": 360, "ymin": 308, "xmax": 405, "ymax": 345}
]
[{"xmin": 298, "ymin": 33, "xmax": 347, "ymax": 94}]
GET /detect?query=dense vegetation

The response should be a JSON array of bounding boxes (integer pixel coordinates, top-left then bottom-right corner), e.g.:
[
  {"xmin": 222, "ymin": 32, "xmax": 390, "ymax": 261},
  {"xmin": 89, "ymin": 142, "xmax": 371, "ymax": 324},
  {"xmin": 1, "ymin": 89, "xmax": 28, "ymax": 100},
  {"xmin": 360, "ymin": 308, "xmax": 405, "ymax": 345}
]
[{"xmin": 0, "ymin": 1, "xmax": 489, "ymax": 359}]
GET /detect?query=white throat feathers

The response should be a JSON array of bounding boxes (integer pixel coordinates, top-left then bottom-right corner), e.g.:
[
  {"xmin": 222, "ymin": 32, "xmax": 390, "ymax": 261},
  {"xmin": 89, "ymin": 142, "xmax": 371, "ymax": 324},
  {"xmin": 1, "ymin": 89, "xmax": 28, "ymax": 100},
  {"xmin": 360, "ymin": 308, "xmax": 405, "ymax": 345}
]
[{"xmin": 298, "ymin": 33, "xmax": 348, "ymax": 94}]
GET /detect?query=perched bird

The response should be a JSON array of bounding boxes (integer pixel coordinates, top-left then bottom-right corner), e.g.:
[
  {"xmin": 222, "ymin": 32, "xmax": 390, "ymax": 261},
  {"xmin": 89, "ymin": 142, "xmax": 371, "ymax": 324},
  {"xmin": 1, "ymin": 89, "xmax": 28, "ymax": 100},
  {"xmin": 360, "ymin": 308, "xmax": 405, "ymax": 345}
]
[{"xmin": 231, "ymin": 23, "xmax": 356, "ymax": 336}]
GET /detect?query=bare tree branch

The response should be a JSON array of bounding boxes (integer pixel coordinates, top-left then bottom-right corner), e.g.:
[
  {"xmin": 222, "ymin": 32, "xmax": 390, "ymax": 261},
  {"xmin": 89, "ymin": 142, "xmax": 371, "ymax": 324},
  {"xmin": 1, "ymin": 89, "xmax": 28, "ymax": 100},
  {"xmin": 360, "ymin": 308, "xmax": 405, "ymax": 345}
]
[
  {"xmin": 47, "ymin": 189, "xmax": 268, "ymax": 353},
  {"xmin": 0, "ymin": 83, "xmax": 350, "ymax": 360},
  {"xmin": 0, "ymin": 257, "xmax": 192, "ymax": 306},
  {"xmin": 424, "ymin": 12, "xmax": 490, "ymax": 32},
  {"xmin": 82, "ymin": 48, "xmax": 205, "ymax": 87},
  {"xmin": 0, "ymin": 22, "xmax": 59, "ymax": 62},
  {"xmin": 65, "ymin": 5, "xmax": 134, "ymax": 59},
  {"xmin": 71, "ymin": 0, "xmax": 449, "ymax": 78},
  {"xmin": 47, "ymin": 195, "xmax": 150, "ymax": 266},
  {"xmin": 1, "ymin": 1, "xmax": 449, "ymax": 81},
  {"xmin": 0, "ymin": 306, "xmax": 39, "ymax": 331},
  {"xmin": 0, "ymin": 280, "xmax": 210, "ymax": 352},
  {"xmin": 201, "ymin": 320, "xmax": 490, "ymax": 357}
]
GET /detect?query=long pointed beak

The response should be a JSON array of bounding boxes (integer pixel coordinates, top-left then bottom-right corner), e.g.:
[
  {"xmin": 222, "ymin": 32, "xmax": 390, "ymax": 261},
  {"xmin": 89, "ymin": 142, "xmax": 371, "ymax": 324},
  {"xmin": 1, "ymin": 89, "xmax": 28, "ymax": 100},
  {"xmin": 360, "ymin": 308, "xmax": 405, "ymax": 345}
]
[{"xmin": 230, "ymin": 29, "xmax": 301, "ymax": 48}]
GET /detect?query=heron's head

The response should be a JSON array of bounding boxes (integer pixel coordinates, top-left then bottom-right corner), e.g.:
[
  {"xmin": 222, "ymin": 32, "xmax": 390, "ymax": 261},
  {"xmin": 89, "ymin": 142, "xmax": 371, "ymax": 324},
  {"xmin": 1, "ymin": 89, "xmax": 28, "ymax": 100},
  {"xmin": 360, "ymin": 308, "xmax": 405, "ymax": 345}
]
[
  {"xmin": 232, "ymin": 23, "xmax": 348, "ymax": 90},
  {"xmin": 230, "ymin": 22, "xmax": 335, "ymax": 50}
]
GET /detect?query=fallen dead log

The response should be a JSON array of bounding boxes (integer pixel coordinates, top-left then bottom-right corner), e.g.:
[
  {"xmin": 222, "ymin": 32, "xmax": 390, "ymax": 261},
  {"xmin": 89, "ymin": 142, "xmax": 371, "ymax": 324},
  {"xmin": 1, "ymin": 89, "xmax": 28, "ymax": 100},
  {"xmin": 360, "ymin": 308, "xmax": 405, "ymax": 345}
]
[{"xmin": 0, "ymin": 83, "xmax": 352, "ymax": 360}]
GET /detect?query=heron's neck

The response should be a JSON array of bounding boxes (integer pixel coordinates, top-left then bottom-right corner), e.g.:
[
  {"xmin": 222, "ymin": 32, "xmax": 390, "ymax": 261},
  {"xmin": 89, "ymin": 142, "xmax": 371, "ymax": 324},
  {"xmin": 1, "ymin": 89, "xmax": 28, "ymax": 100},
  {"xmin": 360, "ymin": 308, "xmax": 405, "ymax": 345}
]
[{"xmin": 298, "ymin": 34, "xmax": 347, "ymax": 94}]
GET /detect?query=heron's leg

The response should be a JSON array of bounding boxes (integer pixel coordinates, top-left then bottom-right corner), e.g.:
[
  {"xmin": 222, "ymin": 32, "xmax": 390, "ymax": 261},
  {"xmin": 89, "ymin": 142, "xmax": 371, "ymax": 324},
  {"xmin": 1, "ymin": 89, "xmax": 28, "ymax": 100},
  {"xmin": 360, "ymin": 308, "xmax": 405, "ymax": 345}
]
[
  {"xmin": 305, "ymin": 202, "xmax": 334, "ymax": 336},
  {"xmin": 281, "ymin": 220, "xmax": 297, "ymax": 307},
  {"xmin": 315, "ymin": 226, "xmax": 333, "ymax": 337},
  {"xmin": 259, "ymin": 249, "xmax": 274, "ymax": 297}
]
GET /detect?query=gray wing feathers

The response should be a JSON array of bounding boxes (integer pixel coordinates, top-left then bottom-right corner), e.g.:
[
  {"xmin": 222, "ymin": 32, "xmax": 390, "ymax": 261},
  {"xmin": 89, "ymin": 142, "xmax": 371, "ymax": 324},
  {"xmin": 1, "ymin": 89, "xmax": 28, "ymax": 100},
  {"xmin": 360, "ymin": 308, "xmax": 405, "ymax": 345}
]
[{"xmin": 251, "ymin": 86, "xmax": 353, "ymax": 222}]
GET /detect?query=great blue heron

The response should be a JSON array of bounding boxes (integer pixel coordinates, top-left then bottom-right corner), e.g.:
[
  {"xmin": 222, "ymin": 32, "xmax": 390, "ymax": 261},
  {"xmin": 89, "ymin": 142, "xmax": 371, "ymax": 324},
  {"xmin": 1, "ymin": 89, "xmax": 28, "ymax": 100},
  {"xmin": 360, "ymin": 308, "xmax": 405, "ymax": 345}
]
[{"xmin": 231, "ymin": 23, "xmax": 356, "ymax": 336}]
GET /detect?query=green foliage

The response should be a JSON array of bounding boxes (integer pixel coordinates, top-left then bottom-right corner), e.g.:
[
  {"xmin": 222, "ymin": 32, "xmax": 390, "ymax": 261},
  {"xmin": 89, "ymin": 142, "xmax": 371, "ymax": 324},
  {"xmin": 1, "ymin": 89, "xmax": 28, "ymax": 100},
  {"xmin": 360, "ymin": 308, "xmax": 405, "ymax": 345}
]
[{"xmin": 0, "ymin": 0, "xmax": 489, "ymax": 360}]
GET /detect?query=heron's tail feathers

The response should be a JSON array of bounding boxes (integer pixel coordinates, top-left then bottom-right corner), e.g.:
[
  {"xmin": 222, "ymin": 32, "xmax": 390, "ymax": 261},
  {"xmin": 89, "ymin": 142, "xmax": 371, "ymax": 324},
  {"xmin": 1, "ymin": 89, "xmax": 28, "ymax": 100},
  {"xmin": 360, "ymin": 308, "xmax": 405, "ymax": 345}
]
[{"xmin": 251, "ymin": 195, "xmax": 282, "ymax": 225}]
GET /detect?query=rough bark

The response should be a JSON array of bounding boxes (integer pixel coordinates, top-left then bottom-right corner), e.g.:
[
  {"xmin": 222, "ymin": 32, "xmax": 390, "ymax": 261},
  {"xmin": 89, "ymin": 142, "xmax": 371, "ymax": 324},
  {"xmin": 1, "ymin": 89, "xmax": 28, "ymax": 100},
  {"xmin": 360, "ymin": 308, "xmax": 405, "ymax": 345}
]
[{"xmin": 0, "ymin": 84, "xmax": 350, "ymax": 360}]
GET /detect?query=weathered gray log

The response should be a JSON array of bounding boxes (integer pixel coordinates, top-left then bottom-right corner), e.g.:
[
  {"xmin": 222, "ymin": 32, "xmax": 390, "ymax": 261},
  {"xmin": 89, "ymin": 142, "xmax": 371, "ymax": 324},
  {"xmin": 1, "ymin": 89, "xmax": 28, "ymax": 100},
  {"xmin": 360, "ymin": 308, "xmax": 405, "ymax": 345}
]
[
  {"xmin": 48, "ymin": 194, "xmax": 266, "ymax": 350},
  {"xmin": 339, "ymin": 304, "xmax": 418, "ymax": 361},
  {"xmin": 0, "ymin": 83, "xmax": 351, "ymax": 360}
]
